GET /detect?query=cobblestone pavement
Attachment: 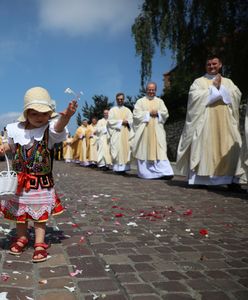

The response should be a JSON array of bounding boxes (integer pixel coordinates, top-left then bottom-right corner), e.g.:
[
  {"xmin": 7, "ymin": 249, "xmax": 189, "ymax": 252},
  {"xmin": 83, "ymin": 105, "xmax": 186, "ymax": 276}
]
[{"xmin": 0, "ymin": 161, "xmax": 248, "ymax": 300}]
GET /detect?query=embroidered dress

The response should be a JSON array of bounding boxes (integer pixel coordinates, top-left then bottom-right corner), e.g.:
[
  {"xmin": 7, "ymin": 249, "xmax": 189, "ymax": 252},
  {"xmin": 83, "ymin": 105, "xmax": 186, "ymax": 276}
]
[{"xmin": 1, "ymin": 120, "xmax": 67, "ymax": 223}]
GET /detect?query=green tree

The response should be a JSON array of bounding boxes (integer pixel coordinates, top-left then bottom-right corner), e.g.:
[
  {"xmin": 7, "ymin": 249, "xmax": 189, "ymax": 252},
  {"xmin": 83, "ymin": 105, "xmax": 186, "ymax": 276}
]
[
  {"xmin": 76, "ymin": 112, "xmax": 82, "ymax": 126},
  {"xmin": 132, "ymin": 0, "xmax": 248, "ymax": 98},
  {"xmin": 124, "ymin": 95, "xmax": 142, "ymax": 112},
  {"xmin": 77, "ymin": 95, "xmax": 114, "ymax": 125}
]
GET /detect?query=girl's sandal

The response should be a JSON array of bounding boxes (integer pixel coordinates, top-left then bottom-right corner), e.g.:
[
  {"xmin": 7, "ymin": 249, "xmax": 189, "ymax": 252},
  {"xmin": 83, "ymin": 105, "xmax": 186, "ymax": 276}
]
[
  {"xmin": 32, "ymin": 243, "xmax": 49, "ymax": 263},
  {"xmin": 9, "ymin": 237, "xmax": 29, "ymax": 255}
]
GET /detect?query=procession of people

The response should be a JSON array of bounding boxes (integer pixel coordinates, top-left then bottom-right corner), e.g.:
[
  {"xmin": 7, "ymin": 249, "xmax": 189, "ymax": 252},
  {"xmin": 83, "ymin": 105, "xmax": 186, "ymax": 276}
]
[
  {"xmin": 59, "ymin": 57, "xmax": 248, "ymax": 192},
  {"xmin": 63, "ymin": 84, "xmax": 176, "ymax": 180},
  {"xmin": 1, "ymin": 56, "xmax": 247, "ymax": 190}
]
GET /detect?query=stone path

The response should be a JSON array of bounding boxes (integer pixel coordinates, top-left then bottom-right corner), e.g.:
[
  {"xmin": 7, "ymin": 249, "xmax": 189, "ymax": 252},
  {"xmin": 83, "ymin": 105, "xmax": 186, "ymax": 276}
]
[{"xmin": 0, "ymin": 161, "xmax": 248, "ymax": 300}]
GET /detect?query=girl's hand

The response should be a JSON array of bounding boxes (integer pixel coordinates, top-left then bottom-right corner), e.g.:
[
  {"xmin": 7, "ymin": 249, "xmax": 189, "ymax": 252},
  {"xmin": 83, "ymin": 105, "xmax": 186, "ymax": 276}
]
[
  {"xmin": 55, "ymin": 100, "xmax": 78, "ymax": 133},
  {"xmin": 60, "ymin": 100, "xmax": 78, "ymax": 118}
]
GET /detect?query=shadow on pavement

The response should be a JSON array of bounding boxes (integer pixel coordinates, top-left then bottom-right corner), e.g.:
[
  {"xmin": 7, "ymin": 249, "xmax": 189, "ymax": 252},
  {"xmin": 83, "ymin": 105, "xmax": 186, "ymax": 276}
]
[
  {"xmin": 166, "ymin": 178, "xmax": 248, "ymax": 200},
  {"xmin": 0, "ymin": 226, "xmax": 68, "ymax": 250}
]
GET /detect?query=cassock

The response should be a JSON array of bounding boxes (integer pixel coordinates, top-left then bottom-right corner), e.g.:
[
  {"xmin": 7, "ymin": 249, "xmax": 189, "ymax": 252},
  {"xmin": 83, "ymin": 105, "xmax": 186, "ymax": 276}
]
[
  {"xmin": 63, "ymin": 136, "xmax": 73, "ymax": 163},
  {"xmin": 236, "ymin": 103, "xmax": 248, "ymax": 184},
  {"xmin": 177, "ymin": 74, "xmax": 242, "ymax": 185},
  {"xmin": 132, "ymin": 96, "xmax": 174, "ymax": 179},
  {"xmin": 107, "ymin": 106, "xmax": 134, "ymax": 172},
  {"xmin": 86, "ymin": 124, "xmax": 98, "ymax": 165},
  {"xmin": 95, "ymin": 118, "xmax": 112, "ymax": 168},
  {"xmin": 71, "ymin": 125, "xmax": 88, "ymax": 166}
]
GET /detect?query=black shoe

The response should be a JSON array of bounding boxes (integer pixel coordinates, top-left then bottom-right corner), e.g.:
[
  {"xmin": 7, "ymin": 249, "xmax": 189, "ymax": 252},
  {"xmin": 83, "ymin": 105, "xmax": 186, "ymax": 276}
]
[
  {"xmin": 115, "ymin": 171, "xmax": 126, "ymax": 175},
  {"xmin": 100, "ymin": 166, "xmax": 109, "ymax": 171},
  {"xmin": 163, "ymin": 175, "xmax": 174, "ymax": 180},
  {"xmin": 152, "ymin": 175, "xmax": 174, "ymax": 180},
  {"xmin": 88, "ymin": 164, "xmax": 97, "ymax": 168}
]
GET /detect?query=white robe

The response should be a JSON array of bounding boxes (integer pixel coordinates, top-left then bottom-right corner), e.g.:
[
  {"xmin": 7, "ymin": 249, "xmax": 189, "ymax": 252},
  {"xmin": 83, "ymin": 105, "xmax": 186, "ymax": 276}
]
[
  {"xmin": 95, "ymin": 118, "xmax": 112, "ymax": 167},
  {"xmin": 176, "ymin": 74, "xmax": 242, "ymax": 185},
  {"xmin": 107, "ymin": 106, "xmax": 134, "ymax": 172},
  {"xmin": 235, "ymin": 103, "xmax": 248, "ymax": 183},
  {"xmin": 63, "ymin": 137, "xmax": 73, "ymax": 162},
  {"xmin": 132, "ymin": 96, "xmax": 174, "ymax": 179},
  {"xmin": 71, "ymin": 125, "xmax": 88, "ymax": 165},
  {"xmin": 87, "ymin": 124, "xmax": 98, "ymax": 164}
]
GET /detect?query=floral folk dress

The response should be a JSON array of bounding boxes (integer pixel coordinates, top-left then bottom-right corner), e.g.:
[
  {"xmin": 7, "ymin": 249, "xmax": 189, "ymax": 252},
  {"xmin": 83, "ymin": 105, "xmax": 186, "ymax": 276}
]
[{"xmin": 1, "ymin": 121, "xmax": 67, "ymax": 223}]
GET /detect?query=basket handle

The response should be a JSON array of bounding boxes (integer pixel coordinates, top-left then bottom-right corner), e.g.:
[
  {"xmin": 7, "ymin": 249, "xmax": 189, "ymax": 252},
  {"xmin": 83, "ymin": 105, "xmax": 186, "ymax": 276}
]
[{"xmin": 4, "ymin": 152, "xmax": 11, "ymax": 173}]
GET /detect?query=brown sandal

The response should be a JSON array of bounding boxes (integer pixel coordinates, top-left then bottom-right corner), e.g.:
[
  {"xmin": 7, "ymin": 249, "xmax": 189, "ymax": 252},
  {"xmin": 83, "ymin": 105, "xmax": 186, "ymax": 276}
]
[
  {"xmin": 32, "ymin": 243, "xmax": 49, "ymax": 263},
  {"xmin": 9, "ymin": 237, "xmax": 29, "ymax": 255}
]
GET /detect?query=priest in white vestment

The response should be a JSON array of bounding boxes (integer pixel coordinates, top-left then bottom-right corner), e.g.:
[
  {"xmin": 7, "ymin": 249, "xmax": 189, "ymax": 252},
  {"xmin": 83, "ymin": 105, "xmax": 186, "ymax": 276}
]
[
  {"xmin": 86, "ymin": 117, "xmax": 98, "ymax": 167},
  {"xmin": 107, "ymin": 93, "xmax": 134, "ymax": 173},
  {"xmin": 132, "ymin": 82, "xmax": 174, "ymax": 179},
  {"xmin": 235, "ymin": 102, "xmax": 248, "ymax": 185},
  {"xmin": 71, "ymin": 120, "xmax": 89, "ymax": 166},
  {"xmin": 96, "ymin": 110, "xmax": 112, "ymax": 170},
  {"xmin": 176, "ymin": 56, "xmax": 242, "ymax": 187},
  {"xmin": 63, "ymin": 133, "xmax": 73, "ymax": 163}
]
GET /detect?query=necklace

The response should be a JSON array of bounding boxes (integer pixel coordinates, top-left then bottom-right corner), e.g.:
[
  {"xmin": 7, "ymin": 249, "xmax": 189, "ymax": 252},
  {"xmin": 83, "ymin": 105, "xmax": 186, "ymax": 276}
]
[{"xmin": 20, "ymin": 141, "xmax": 40, "ymax": 170}]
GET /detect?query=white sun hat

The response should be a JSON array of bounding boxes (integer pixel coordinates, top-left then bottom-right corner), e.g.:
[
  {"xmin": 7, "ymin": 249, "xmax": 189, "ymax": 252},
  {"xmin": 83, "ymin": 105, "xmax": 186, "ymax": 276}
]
[{"xmin": 18, "ymin": 86, "xmax": 58, "ymax": 122}]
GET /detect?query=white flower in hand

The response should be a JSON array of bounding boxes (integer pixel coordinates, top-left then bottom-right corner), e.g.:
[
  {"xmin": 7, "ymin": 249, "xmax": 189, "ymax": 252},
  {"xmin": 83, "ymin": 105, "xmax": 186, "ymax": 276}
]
[{"xmin": 64, "ymin": 87, "xmax": 76, "ymax": 97}]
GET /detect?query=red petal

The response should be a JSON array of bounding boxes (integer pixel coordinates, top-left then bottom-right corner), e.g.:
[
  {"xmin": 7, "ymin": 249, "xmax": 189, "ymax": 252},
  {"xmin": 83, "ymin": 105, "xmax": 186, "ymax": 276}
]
[
  {"xmin": 79, "ymin": 236, "xmax": 85, "ymax": 243},
  {"xmin": 183, "ymin": 209, "xmax": 192, "ymax": 216},
  {"xmin": 1, "ymin": 273, "xmax": 10, "ymax": 281},
  {"xmin": 199, "ymin": 229, "xmax": 208, "ymax": 235},
  {"xmin": 115, "ymin": 213, "xmax": 123, "ymax": 218}
]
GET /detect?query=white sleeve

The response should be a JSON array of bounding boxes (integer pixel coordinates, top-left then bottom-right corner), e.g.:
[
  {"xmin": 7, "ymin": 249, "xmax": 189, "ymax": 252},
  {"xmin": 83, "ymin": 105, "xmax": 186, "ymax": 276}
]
[
  {"xmin": 207, "ymin": 85, "xmax": 232, "ymax": 106},
  {"xmin": 207, "ymin": 86, "xmax": 222, "ymax": 105},
  {"xmin": 116, "ymin": 120, "xmax": 122, "ymax": 130},
  {"xmin": 157, "ymin": 112, "xmax": 163, "ymax": 123},
  {"xmin": 219, "ymin": 85, "xmax": 232, "ymax": 104},
  {"xmin": 48, "ymin": 120, "xmax": 68, "ymax": 148},
  {"xmin": 143, "ymin": 112, "xmax": 150, "ymax": 123}
]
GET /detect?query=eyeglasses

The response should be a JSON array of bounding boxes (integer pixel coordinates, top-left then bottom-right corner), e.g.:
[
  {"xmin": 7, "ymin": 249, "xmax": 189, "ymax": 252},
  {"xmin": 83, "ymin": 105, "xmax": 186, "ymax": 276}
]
[{"xmin": 117, "ymin": 98, "xmax": 124, "ymax": 100}]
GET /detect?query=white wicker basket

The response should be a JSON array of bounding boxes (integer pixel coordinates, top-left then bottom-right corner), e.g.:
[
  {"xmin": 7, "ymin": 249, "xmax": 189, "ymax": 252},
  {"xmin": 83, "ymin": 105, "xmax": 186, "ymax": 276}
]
[{"xmin": 0, "ymin": 153, "xmax": 18, "ymax": 195}]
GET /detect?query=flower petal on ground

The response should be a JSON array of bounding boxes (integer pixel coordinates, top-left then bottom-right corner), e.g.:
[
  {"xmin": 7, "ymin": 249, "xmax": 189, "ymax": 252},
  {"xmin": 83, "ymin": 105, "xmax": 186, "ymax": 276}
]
[
  {"xmin": 199, "ymin": 229, "xmax": 208, "ymax": 236},
  {"xmin": 183, "ymin": 209, "xmax": 192, "ymax": 216},
  {"xmin": 1, "ymin": 273, "xmax": 10, "ymax": 282},
  {"xmin": 115, "ymin": 213, "xmax": 123, "ymax": 218},
  {"xmin": 70, "ymin": 269, "xmax": 82, "ymax": 277},
  {"xmin": 64, "ymin": 286, "xmax": 76, "ymax": 292}
]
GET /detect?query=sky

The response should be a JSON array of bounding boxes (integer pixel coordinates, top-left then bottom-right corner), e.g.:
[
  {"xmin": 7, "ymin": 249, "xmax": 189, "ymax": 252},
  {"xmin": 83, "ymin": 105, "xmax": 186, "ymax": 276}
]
[{"xmin": 0, "ymin": 0, "xmax": 174, "ymax": 134}]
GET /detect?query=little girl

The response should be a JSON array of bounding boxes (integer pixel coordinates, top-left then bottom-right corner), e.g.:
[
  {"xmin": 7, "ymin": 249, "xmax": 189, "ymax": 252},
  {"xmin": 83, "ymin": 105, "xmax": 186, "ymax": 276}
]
[{"xmin": 0, "ymin": 86, "xmax": 77, "ymax": 262}]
